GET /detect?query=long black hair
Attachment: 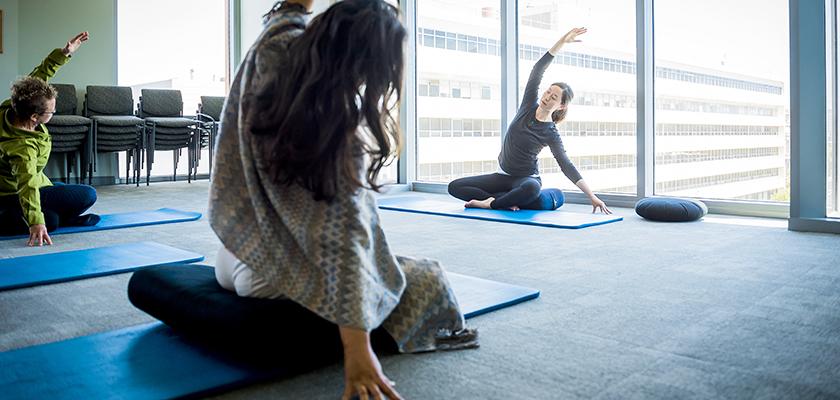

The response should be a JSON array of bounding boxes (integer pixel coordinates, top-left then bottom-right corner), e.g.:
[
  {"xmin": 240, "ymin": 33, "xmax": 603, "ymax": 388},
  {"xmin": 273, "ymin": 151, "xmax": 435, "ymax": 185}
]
[
  {"xmin": 550, "ymin": 82, "xmax": 574, "ymax": 124},
  {"xmin": 251, "ymin": 0, "xmax": 406, "ymax": 202}
]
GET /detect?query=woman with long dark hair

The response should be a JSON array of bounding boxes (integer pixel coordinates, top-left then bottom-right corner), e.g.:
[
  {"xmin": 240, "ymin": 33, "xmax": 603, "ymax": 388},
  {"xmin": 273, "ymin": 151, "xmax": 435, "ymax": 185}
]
[
  {"xmin": 208, "ymin": 1, "xmax": 478, "ymax": 399},
  {"xmin": 448, "ymin": 28, "xmax": 612, "ymax": 214}
]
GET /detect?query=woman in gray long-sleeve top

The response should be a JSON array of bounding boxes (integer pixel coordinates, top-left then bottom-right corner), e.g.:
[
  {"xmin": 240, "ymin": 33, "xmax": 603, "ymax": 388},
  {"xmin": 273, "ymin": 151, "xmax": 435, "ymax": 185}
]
[{"xmin": 448, "ymin": 27, "xmax": 612, "ymax": 214}]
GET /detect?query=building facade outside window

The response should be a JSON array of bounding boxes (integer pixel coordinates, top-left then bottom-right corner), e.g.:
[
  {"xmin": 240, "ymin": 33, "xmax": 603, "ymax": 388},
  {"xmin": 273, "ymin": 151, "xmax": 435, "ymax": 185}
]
[
  {"xmin": 416, "ymin": 0, "xmax": 502, "ymax": 184},
  {"xmin": 654, "ymin": 0, "xmax": 790, "ymax": 202}
]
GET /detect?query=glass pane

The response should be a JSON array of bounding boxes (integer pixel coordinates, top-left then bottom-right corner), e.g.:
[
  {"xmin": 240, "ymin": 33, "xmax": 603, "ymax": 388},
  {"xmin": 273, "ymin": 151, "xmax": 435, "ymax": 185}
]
[
  {"xmin": 416, "ymin": 0, "xmax": 501, "ymax": 183},
  {"xmin": 518, "ymin": 0, "xmax": 637, "ymax": 194},
  {"xmin": 377, "ymin": 0, "xmax": 399, "ymax": 185},
  {"xmin": 654, "ymin": 0, "xmax": 790, "ymax": 202},
  {"xmin": 118, "ymin": 0, "xmax": 225, "ymax": 180},
  {"xmin": 829, "ymin": 1, "xmax": 839, "ymax": 217}
]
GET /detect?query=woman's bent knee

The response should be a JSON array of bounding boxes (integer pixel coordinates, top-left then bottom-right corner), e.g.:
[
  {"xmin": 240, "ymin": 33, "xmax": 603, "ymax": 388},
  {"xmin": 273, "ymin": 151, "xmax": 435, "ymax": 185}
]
[{"xmin": 81, "ymin": 185, "xmax": 97, "ymax": 207}]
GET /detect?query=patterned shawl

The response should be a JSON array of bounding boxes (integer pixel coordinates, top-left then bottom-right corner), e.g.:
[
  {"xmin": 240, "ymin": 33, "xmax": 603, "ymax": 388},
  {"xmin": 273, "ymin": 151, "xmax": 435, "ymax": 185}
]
[{"xmin": 208, "ymin": 9, "xmax": 477, "ymax": 353}]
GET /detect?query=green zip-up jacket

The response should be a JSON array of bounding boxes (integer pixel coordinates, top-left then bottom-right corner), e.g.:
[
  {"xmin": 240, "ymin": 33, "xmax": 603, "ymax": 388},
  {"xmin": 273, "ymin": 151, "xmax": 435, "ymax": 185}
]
[{"xmin": 0, "ymin": 49, "xmax": 70, "ymax": 226}]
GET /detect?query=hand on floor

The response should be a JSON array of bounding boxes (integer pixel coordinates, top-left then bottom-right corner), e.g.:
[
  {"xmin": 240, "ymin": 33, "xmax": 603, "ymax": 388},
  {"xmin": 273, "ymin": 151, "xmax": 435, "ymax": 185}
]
[
  {"xmin": 590, "ymin": 196, "xmax": 612, "ymax": 214},
  {"xmin": 341, "ymin": 344, "xmax": 403, "ymax": 400},
  {"xmin": 27, "ymin": 224, "xmax": 52, "ymax": 247}
]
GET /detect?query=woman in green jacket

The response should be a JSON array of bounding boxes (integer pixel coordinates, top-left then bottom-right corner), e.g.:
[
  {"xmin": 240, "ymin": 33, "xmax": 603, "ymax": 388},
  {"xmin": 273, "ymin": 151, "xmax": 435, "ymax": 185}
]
[{"xmin": 0, "ymin": 31, "xmax": 99, "ymax": 246}]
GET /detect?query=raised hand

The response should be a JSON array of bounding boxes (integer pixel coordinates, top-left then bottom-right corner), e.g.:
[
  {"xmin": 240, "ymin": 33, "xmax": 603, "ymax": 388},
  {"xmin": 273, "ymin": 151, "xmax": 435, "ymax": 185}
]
[
  {"xmin": 550, "ymin": 27, "xmax": 587, "ymax": 55},
  {"xmin": 62, "ymin": 31, "xmax": 90, "ymax": 56},
  {"xmin": 560, "ymin": 27, "xmax": 587, "ymax": 44}
]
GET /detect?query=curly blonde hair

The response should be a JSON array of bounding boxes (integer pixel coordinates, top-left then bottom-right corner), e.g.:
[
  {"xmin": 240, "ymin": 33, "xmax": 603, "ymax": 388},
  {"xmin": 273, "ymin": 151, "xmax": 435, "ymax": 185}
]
[{"xmin": 10, "ymin": 76, "xmax": 57, "ymax": 119}]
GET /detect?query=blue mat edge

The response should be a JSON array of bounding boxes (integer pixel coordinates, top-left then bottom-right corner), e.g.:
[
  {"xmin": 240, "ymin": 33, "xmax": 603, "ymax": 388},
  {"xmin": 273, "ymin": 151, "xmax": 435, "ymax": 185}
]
[
  {"xmin": 0, "ymin": 208, "xmax": 202, "ymax": 241},
  {"xmin": 463, "ymin": 289, "xmax": 541, "ymax": 319},
  {"xmin": 1, "ymin": 257, "xmax": 205, "ymax": 291},
  {"xmin": 50, "ymin": 208, "xmax": 202, "ymax": 235},
  {"xmin": 378, "ymin": 204, "xmax": 623, "ymax": 229}
]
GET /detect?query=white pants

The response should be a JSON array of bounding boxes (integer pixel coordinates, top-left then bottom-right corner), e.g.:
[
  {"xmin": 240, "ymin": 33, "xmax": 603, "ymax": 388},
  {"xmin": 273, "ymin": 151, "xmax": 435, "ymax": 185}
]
[{"xmin": 215, "ymin": 247, "xmax": 283, "ymax": 299}]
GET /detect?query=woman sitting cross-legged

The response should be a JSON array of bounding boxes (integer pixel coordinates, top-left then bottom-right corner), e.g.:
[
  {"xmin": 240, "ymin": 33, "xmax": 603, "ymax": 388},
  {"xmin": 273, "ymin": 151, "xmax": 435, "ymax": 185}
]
[{"xmin": 448, "ymin": 28, "xmax": 612, "ymax": 215}]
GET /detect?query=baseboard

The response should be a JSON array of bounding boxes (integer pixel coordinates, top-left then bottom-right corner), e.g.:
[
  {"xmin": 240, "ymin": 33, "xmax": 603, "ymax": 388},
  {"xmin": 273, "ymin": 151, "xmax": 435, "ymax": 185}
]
[{"xmin": 49, "ymin": 176, "xmax": 118, "ymax": 186}]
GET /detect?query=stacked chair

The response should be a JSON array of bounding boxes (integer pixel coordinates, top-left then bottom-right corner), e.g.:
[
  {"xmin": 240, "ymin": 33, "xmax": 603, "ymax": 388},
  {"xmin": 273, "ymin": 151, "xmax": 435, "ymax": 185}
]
[
  {"xmin": 84, "ymin": 85, "xmax": 145, "ymax": 186},
  {"xmin": 138, "ymin": 89, "xmax": 200, "ymax": 185},
  {"xmin": 196, "ymin": 95, "xmax": 225, "ymax": 179},
  {"xmin": 44, "ymin": 84, "xmax": 91, "ymax": 184}
]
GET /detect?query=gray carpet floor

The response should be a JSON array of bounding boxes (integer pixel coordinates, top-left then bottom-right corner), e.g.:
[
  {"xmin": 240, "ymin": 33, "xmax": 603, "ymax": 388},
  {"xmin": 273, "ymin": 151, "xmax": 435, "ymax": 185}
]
[{"xmin": 1, "ymin": 181, "xmax": 838, "ymax": 399}]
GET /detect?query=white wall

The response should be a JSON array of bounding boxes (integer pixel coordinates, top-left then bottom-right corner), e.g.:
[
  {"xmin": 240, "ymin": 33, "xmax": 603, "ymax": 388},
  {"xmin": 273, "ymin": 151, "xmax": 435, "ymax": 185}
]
[{"xmin": 0, "ymin": 0, "xmax": 19, "ymax": 91}]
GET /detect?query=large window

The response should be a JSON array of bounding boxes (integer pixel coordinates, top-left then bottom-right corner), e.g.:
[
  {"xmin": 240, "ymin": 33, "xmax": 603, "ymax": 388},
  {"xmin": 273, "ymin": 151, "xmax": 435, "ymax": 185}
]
[
  {"xmin": 654, "ymin": 0, "xmax": 790, "ymax": 202},
  {"xmin": 118, "ymin": 0, "xmax": 226, "ymax": 180},
  {"xmin": 416, "ymin": 0, "xmax": 502, "ymax": 183},
  {"xmin": 518, "ymin": 0, "xmax": 637, "ymax": 194}
]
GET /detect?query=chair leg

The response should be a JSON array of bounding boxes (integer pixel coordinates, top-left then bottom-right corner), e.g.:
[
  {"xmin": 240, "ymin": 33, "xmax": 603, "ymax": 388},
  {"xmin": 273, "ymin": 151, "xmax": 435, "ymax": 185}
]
[
  {"xmin": 64, "ymin": 153, "xmax": 70, "ymax": 184},
  {"xmin": 90, "ymin": 121, "xmax": 97, "ymax": 186},
  {"xmin": 209, "ymin": 125, "xmax": 216, "ymax": 179},
  {"xmin": 146, "ymin": 126, "xmax": 153, "ymax": 186},
  {"xmin": 188, "ymin": 136, "xmax": 194, "ymax": 184},
  {"xmin": 135, "ymin": 148, "xmax": 141, "ymax": 187}
]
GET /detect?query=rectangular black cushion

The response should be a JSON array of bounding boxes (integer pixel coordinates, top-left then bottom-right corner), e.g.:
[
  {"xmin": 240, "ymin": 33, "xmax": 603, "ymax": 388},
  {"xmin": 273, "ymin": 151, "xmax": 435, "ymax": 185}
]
[{"xmin": 127, "ymin": 265, "xmax": 397, "ymax": 368}]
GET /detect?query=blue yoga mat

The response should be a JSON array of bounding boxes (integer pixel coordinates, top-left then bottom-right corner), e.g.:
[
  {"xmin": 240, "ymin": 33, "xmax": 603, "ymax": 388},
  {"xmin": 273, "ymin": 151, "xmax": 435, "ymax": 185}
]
[
  {"xmin": 448, "ymin": 272, "xmax": 539, "ymax": 318},
  {"xmin": 0, "ymin": 208, "xmax": 202, "ymax": 241},
  {"xmin": 0, "ymin": 241, "xmax": 204, "ymax": 291},
  {"xmin": 378, "ymin": 196, "xmax": 622, "ymax": 229},
  {"xmin": 0, "ymin": 273, "xmax": 538, "ymax": 400}
]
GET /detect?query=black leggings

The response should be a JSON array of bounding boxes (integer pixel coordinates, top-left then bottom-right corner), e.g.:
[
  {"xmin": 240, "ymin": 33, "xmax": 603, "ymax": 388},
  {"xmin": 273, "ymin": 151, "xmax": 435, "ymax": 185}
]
[
  {"xmin": 0, "ymin": 183, "xmax": 97, "ymax": 236},
  {"xmin": 448, "ymin": 173, "xmax": 542, "ymax": 210}
]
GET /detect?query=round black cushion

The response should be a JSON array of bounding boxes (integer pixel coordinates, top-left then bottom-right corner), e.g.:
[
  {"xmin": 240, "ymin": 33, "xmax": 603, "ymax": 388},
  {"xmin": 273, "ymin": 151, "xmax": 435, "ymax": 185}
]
[
  {"xmin": 635, "ymin": 197, "xmax": 708, "ymax": 222},
  {"xmin": 128, "ymin": 265, "xmax": 397, "ymax": 365}
]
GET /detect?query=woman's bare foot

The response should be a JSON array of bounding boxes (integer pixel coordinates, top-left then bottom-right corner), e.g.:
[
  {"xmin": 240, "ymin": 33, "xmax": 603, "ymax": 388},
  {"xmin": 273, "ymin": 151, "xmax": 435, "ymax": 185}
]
[{"xmin": 465, "ymin": 198, "xmax": 494, "ymax": 209}]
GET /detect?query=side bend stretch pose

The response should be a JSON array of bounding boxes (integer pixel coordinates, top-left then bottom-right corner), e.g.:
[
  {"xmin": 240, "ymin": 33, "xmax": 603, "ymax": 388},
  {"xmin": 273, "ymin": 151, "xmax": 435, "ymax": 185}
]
[
  {"xmin": 448, "ymin": 28, "xmax": 612, "ymax": 214},
  {"xmin": 208, "ymin": 1, "xmax": 478, "ymax": 399},
  {"xmin": 0, "ymin": 32, "xmax": 100, "ymax": 246}
]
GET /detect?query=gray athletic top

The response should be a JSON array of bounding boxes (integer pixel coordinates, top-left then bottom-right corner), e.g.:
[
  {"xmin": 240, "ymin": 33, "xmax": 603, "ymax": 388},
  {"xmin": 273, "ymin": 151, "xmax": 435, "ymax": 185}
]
[{"xmin": 497, "ymin": 52, "xmax": 583, "ymax": 183}]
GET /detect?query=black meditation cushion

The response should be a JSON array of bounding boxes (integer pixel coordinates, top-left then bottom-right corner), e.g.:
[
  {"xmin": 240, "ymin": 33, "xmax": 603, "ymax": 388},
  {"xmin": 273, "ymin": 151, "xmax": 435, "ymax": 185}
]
[
  {"xmin": 634, "ymin": 197, "xmax": 708, "ymax": 222},
  {"xmin": 127, "ymin": 265, "xmax": 397, "ymax": 364}
]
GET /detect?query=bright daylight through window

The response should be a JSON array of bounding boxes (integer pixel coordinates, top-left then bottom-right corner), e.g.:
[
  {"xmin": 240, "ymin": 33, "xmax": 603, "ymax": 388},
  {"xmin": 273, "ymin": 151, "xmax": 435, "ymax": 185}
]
[
  {"xmin": 117, "ymin": 0, "xmax": 226, "ymax": 180},
  {"xmin": 654, "ymin": 0, "xmax": 790, "ymax": 202},
  {"xmin": 416, "ymin": 0, "xmax": 502, "ymax": 183}
]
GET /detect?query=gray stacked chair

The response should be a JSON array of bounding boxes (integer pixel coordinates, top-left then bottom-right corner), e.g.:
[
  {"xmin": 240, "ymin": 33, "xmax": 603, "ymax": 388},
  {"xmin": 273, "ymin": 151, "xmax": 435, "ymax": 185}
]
[
  {"xmin": 84, "ymin": 85, "xmax": 145, "ymax": 186},
  {"xmin": 196, "ymin": 95, "xmax": 225, "ymax": 179},
  {"xmin": 44, "ymin": 84, "xmax": 91, "ymax": 183},
  {"xmin": 139, "ymin": 89, "xmax": 199, "ymax": 185}
]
